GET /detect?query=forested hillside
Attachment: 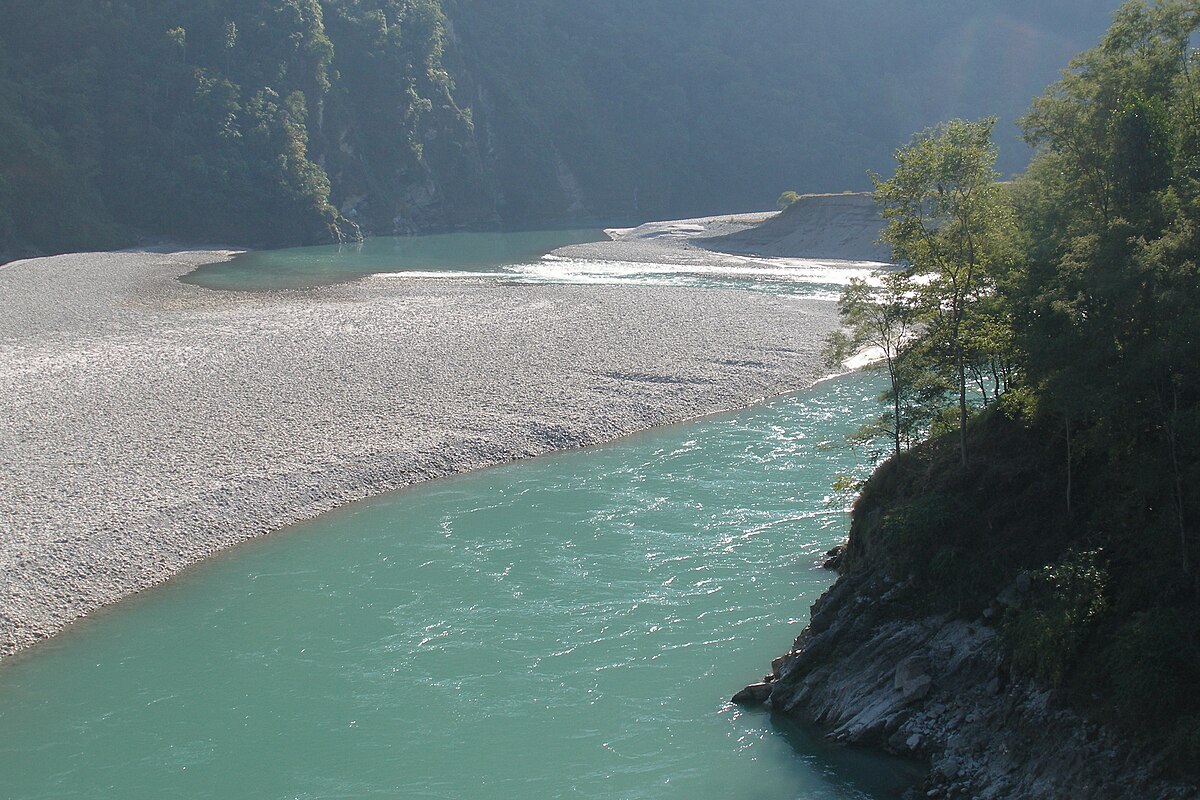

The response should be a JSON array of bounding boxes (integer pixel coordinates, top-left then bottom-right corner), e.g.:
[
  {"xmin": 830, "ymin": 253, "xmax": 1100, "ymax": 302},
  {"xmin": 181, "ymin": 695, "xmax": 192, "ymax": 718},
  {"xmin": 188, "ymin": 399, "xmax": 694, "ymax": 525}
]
[
  {"xmin": 446, "ymin": 0, "xmax": 1119, "ymax": 222},
  {"xmin": 0, "ymin": 0, "xmax": 485, "ymax": 255},
  {"xmin": 0, "ymin": 0, "xmax": 1117, "ymax": 258},
  {"xmin": 815, "ymin": 0, "xmax": 1200, "ymax": 777}
]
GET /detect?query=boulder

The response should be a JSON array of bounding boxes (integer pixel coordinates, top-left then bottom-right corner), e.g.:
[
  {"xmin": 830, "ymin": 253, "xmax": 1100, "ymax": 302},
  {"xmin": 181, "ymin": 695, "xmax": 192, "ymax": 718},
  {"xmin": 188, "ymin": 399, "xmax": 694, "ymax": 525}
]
[
  {"xmin": 732, "ymin": 682, "xmax": 773, "ymax": 706},
  {"xmin": 894, "ymin": 655, "xmax": 933, "ymax": 703},
  {"xmin": 822, "ymin": 544, "xmax": 846, "ymax": 570}
]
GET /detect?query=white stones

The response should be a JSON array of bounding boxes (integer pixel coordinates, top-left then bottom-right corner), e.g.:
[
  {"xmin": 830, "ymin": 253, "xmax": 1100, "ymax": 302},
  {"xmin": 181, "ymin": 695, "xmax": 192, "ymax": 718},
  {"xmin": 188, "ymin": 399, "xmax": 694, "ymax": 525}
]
[{"xmin": 0, "ymin": 245, "xmax": 839, "ymax": 659}]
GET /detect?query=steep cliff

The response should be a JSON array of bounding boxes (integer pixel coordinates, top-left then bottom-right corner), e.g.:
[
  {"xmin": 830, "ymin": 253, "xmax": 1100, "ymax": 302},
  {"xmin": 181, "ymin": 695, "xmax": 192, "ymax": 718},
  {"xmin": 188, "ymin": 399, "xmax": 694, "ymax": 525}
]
[
  {"xmin": 738, "ymin": 409, "xmax": 1200, "ymax": 799},
  {"xmin": 758, "ymin": 574, "xmax": 1199, "ymax": 799}
]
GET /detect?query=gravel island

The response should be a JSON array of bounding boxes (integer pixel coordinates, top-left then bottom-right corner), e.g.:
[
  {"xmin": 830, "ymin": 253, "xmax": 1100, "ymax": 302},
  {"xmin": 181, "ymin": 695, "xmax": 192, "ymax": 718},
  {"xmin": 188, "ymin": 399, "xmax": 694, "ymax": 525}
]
[{"xmin": 0, "ymin": 241, "xmax": 838, "ymax": 658}]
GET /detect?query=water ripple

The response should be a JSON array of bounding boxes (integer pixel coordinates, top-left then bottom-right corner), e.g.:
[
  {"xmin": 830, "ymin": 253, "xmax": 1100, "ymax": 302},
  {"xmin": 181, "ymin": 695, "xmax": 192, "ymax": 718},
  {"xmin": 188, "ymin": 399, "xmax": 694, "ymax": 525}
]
[{"xmin": 0, "ymin": 371, "xmax": 920, "ymax": 800}]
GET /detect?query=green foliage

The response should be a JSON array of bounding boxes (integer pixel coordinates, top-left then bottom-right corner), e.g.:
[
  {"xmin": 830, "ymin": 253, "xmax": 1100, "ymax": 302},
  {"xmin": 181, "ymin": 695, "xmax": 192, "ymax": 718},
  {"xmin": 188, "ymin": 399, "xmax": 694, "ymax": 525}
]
[
  {"xmin": 850, "ymin": 403, "xmax": 1069, "ymax": 599},
  {"xmin": 827, "ymin": 273, "xmax": 922, "ymax": 456},
  {"xmin": 442, "ymin": 0, "xmax": 1114, "ymax": 223},
  {"xmin": 0, "ymin": 70, "xmax": 121, "ymax": 256},
  {"xmin": 881, "ymin": 492, "xmax": 956, "ymax": 566},
  {"xmin": 776, "ymin": 190, "xmax": 800, "ymax": 210},
  {"xmin": 1004, "ymin": 550, "xmax": 1108, "ymax": 686},
  {"xmin": 833, "ymin": 120, "xmax": 1020, "ymax": 465},
  {"xmin": 871, "ymin": 118, "xmax": 1019, "ymax": 466},
  {"xmin": 1013, "ymin": 0, "xmax": 1200, "ymax": 588},
  {"xmin": 1107, "ymin": 608, "xmax": 1196, "ymax": 718},
  {"xmin": 842, "ymin": 2, "xmax": 1200, "ymax": 774},
  {"xmin": 831, "ymin": 474, "xmax": 864, "ymax": 494},
  {"xmin": 0, "ymin": 0, "xmax": 1119, "ymax": 256},
  {"xmin": 0, "ymin": 0, "xmax": 488, "ymax": 255},
  {"xmin": 1097, "ymin": 605, "xmax": 1200, "ymax": 772}
]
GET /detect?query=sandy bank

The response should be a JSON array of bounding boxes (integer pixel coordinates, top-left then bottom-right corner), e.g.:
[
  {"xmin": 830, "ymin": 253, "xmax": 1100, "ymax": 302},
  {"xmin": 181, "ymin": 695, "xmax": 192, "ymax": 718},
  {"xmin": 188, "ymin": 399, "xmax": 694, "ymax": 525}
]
[
  {"xmin": 549, "ymin": 211, "xmax": 774, "ymax": 267},
  {"xmin": 547, "ymin": 197, "xmax": 888, "ymax": 273},
  {"xmin": 702, "ymin": 193, "xmax": 890, "ymax": 262},
  {"xmin": 0, "ymin": 246, "xmax": 838, "ymax": 659}
]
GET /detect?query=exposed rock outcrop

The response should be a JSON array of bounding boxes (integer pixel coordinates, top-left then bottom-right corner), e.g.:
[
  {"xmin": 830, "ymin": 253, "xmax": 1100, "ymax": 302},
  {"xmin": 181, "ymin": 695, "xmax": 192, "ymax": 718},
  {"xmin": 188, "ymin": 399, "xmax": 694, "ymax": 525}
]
[{"xmin": 737, "ymin": 567, "xmax": 1199, "ymax": 799}]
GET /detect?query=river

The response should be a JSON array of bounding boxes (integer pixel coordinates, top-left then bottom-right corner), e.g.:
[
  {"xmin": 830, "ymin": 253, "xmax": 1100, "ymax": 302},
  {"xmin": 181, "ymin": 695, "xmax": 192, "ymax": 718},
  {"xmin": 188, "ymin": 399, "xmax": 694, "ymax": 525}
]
[{"xmin": 0, "ymin": 232, "xmax": 917, "ymax": 799}]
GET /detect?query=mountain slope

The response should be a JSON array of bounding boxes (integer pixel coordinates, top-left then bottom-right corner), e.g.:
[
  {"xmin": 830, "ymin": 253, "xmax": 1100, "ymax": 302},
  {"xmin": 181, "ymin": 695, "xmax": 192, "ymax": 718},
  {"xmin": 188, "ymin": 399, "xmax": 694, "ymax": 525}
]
[{"xmin": 0, "ymin": 1, "xmax": 1120, "ymax": 258}]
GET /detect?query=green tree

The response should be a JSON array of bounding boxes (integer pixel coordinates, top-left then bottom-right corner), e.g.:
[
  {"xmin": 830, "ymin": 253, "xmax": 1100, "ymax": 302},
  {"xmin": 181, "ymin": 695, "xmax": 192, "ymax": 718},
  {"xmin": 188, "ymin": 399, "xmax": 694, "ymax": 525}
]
[
  {"xmin": 872, "ymin": 118, "xmax": 1014, "ymax": 466},
  {"xmin": 827, "ymin": 272, "xmax": 918, "ymax": 456},
  {"xmin": 1016, "ymin": 0, "xmax": 1200, "ymax": 578},
  {"xmin": 834, "ymin": 3, "xmax": 1200, "ymax": 771},
  {"xmin": 223, "ymin": 21, "xmax": 237, "ymax": 75},
  {"xmin": 1003, "ymin": 1, "xmax": 1200, "ymax": 763}
]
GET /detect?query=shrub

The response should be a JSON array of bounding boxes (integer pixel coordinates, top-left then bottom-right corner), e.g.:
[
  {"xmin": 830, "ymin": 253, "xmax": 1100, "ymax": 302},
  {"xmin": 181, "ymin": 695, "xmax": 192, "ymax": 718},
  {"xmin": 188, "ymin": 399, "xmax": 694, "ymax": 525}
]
[{"xmin": 1004, "ymin": 549, "xmax": 1108, "ymax": 686}]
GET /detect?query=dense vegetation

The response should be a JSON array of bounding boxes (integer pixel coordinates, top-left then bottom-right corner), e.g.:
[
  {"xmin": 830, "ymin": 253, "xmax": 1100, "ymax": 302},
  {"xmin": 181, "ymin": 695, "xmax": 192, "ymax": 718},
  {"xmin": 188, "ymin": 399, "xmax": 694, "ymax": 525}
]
[
  {"xmin": 837, "ymin": 0, "xmax": 1200, "ymax": 773},
  {"xmin": 1, "ymin": 1, "xmax": 1116, "ymax": 259},
  {"xmin": 0, "ymin": 0, "xmax": 481, "ymax": 255},
  {"xmin": 446, "ymin": 0, "xmax": 1117, "ymax": 223}
]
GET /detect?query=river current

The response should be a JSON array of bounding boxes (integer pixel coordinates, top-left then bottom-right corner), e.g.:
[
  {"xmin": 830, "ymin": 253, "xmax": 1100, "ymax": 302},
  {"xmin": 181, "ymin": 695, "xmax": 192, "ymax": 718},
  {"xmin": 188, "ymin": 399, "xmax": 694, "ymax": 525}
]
[
  {"xmin": 182, "ymin": 227, "xmax": 886, "ymax": 300},
  {"xmin": 0, "ymin": 233, "xmax": 917, "ymax": 799}
]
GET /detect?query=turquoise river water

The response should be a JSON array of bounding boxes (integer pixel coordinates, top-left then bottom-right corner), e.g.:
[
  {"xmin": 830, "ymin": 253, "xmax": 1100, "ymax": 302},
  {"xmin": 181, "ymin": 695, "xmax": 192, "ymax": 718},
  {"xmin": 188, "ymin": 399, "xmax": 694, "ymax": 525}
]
[
  {"xmin": 182, "ymin": 229, "xmax": 885, "ymax": 300},
  {"xmin": 181, "ymin": 230, "xmax": 606, "ymax": 291},
  {"xmin": 1, "ymin": 232, "xmax": 917, "ymax": 798},
  {"xmin": 0, "ymin": 374, "xmax": 920, "ymax": 799}
]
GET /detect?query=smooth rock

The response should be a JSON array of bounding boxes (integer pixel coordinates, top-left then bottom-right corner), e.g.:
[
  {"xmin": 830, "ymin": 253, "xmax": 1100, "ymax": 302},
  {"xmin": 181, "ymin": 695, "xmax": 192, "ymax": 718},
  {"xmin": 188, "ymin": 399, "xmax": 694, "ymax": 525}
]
[
  {"xmin": 894, "ymin": 655, "xmax": 933, "ymax": 703},
  {"xmin": 732, "ymin": 683, "xmax": 773, "ymax": 706}
]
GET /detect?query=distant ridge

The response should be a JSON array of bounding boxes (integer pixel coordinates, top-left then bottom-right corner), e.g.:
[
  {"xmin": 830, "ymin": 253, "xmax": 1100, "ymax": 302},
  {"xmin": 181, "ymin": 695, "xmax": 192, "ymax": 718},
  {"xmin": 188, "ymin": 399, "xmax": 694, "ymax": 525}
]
[{"xmin": 700, "ymin": 193, "xmax": 890, "ymax": 263}]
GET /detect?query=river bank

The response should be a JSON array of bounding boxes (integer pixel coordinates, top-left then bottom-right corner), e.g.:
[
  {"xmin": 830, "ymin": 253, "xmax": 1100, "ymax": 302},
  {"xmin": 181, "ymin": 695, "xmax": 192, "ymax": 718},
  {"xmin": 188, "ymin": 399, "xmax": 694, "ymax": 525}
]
[
  {"xmin": 745, "ymin": 570, "xmax": 1199, "ymax": 799},
  {"xmin": 0, "ymin": 238, "xmax": 839, "ymax": 660},
  {"xmin": 0, "ymin": 367, "xmax": 923, "ymax": 800},
  {"xmin": 735, "ymin": 414, "xmax": 1200, "ymax": 799},
  {"xmin": 551, "ymin": 198, "xmax": 888, "ymax": 268}
]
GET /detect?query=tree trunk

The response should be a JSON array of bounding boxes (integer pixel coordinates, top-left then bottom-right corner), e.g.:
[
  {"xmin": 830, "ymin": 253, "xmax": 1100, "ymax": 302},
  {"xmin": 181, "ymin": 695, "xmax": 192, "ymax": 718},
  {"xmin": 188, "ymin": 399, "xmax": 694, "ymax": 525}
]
[
  {"xmin": 1065, "ymin": 410, "xmax": 1072, "ymax": 518},
  {"xmin": 1166, "ymin": 381, "xmax": 1190, "ymax": 577},
  {"xmin": 958, "ymin": 346, "xmax": 968, "ymax": 467},
  {"xmin": 891, "ymin": 359, "xmax": 902, "ymax": 457}
]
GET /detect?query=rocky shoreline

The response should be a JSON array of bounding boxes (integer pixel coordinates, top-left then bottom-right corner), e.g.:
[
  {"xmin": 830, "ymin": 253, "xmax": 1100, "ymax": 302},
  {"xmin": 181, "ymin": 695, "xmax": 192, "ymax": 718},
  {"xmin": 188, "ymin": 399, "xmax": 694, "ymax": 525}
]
[{"xmin": 736, "ymin": 559, "xmax": 1199, "ymax": 799}]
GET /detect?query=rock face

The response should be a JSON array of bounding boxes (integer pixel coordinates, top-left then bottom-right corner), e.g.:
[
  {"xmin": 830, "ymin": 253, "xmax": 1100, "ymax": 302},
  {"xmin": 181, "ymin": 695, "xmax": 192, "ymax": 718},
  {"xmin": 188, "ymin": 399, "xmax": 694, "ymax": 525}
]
[{"xmin": 739, "ymin": 568, "xmax": 1200, "ymax": 799}]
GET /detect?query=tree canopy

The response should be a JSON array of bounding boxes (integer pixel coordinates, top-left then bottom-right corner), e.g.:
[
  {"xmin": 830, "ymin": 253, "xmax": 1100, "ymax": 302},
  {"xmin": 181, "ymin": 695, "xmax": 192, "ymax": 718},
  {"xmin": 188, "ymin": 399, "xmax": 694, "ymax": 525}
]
[
  {"xmin": 835, "ymin": 0, "xmax": 1200, "ymax": 771},
  {"xmin": 872, "ymin": 118, "xmax": 1017, "ymax": 465}
]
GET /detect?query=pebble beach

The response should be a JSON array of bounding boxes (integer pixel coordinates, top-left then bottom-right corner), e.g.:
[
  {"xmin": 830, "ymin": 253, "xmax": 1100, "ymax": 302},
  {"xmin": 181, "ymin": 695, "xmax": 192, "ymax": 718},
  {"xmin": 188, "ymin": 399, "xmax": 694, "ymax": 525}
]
[{"xmin": 0, "ymin": 232, "xmax": 842, "ymax": 659}]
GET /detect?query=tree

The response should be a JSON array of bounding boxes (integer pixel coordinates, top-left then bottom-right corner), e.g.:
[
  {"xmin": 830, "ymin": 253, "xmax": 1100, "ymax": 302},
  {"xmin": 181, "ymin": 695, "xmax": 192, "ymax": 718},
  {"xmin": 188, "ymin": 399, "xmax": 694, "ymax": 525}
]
[
  {"xmin": 827, "ymin": 271, "xmax": 917, "ymax": 456},
  {"xmin": 871, "ymin": 118, "xmax": 1013, "ymax": 467},
  {"xmin": 1016, "ymin": 0, "xmax": 1200, "ymax": 583},
  {"xmin": 223, "ymin": 21, "xmax": 237, "ymax": 76}
]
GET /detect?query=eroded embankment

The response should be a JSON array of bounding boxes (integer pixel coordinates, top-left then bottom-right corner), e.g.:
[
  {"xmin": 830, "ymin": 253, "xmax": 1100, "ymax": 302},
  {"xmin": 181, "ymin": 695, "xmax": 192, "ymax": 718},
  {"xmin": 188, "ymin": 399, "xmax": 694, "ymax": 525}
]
[
  {"xmin": 700, "ymin": 193, "xmax": 891, "ymax": 262},
  {"xmin": 0, "ymin": 246, "xmax": 837, "ymax": 659},
  {"xmin": 754, "ymin": 571, "xmax": 1197, "ymax": 800}
]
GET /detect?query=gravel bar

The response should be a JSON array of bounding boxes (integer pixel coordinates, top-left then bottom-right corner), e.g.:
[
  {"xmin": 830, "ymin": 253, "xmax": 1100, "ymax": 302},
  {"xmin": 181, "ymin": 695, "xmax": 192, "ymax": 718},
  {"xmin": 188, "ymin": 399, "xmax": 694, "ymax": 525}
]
[{"xmin": 0, "ymin": 242, "xmax": 837, "ymax": 659}]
